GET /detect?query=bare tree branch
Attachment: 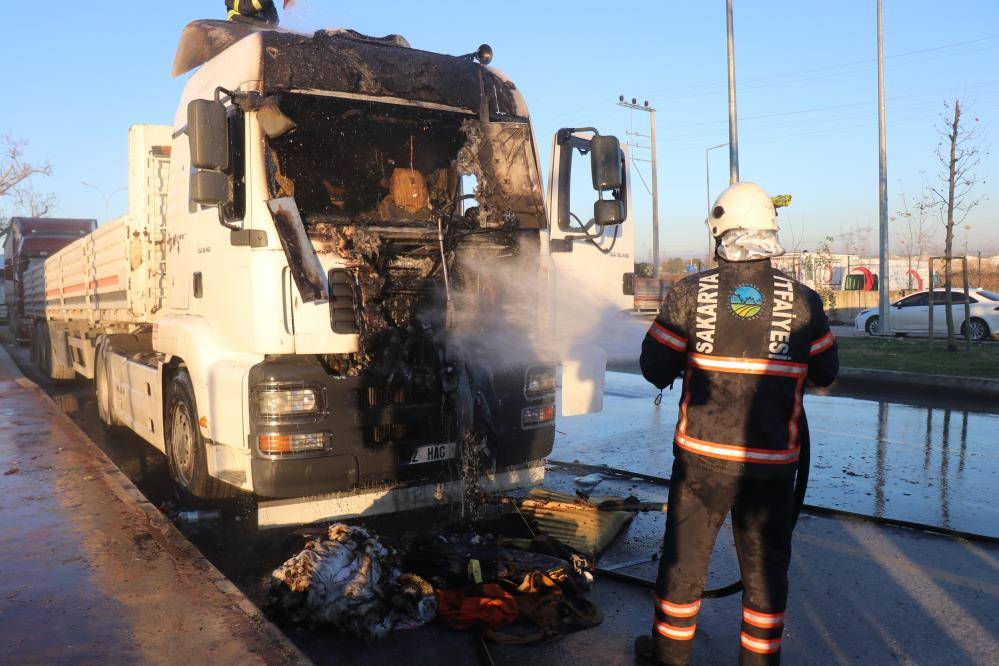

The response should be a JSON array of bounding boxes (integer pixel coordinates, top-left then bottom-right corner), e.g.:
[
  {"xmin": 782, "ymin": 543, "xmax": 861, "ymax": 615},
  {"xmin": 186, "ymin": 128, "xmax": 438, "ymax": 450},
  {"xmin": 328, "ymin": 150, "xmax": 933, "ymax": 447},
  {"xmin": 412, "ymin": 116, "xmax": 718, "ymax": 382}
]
[
  {"xmin": 923, "ymin": 99, "xmax": 988, "ymax": 351},
  {"xmin": 0, "ymin": 133, "xmax": 56, "ymax": 242}
]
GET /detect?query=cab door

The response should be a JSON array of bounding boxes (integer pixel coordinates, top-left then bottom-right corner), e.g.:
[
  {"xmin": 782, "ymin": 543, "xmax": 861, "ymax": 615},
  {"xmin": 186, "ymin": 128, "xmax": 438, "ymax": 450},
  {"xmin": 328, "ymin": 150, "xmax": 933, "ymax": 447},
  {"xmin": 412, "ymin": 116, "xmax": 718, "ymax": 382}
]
[
  {"xmin": 545, "ymin": 129, "xmax": 630, "ymax": 416},
  {"xmin": 546, "ymin": 129, "xmax": 634, "ymax": 315}
]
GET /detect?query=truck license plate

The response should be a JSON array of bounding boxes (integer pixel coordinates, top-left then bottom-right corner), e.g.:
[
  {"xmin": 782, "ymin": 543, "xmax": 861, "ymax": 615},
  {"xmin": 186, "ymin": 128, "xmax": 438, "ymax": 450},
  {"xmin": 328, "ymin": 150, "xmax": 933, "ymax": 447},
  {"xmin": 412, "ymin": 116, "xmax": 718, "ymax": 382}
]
[{"xmin": 405, "ymin": 443, "xmax": 456, "ymax": 465}]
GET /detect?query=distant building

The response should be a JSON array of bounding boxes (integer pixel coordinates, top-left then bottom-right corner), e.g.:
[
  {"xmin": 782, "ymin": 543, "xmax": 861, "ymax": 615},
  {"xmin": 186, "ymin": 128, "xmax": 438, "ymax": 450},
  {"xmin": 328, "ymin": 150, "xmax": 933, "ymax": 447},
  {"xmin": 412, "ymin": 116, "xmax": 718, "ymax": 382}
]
[{"xmin": 773, "ymin": 252, "xmax": 930, "ymax": 291}]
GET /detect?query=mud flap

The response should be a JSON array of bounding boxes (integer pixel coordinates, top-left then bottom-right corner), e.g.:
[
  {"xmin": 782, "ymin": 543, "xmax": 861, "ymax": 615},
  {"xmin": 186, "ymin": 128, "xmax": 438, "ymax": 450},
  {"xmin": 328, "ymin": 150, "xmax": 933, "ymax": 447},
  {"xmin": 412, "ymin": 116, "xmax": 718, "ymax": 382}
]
[{"xmin": 560, "ymin": 344, "xmax": 606, "ymax": 416}]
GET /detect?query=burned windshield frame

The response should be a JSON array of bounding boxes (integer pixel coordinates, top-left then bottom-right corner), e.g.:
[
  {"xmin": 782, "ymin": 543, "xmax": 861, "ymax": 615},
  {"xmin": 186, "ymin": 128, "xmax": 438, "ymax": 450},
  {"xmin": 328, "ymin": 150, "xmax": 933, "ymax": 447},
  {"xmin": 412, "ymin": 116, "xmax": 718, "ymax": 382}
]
[{"xmin": 258, "ymin": 92, "xmax": 544, "ymax": 231}]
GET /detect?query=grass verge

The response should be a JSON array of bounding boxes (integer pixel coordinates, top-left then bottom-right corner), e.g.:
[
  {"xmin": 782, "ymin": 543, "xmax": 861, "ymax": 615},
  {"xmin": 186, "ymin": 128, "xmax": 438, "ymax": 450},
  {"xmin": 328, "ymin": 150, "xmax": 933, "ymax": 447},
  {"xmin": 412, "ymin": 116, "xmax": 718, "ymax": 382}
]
[{"xmin": 836, "ymin": 336, "xmax": 999, "ymax": 379}]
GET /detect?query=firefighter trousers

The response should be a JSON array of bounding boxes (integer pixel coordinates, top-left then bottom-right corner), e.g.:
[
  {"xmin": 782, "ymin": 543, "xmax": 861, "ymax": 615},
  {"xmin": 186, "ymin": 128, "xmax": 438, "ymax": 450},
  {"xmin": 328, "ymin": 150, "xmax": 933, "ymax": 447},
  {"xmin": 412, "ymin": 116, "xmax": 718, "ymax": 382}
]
[{"xmin": 651, "ymin": 457, "xmax": 795, "ymax": 665}]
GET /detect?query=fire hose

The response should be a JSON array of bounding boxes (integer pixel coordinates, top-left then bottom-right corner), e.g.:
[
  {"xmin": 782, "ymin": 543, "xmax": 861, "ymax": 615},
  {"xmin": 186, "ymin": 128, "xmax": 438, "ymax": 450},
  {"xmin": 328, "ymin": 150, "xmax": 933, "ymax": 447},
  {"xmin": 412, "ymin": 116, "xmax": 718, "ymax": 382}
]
[{"xmin": 582, "ymin": 435, "xmax": 809, "ymax": 600}]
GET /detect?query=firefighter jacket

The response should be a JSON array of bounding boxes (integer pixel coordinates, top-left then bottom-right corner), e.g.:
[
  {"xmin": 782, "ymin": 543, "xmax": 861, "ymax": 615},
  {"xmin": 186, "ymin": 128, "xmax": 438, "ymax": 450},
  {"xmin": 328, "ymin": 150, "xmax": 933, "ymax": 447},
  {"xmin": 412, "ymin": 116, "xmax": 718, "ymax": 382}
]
[
  {"xmin": 226, "ymin": 0, "xmax": 279, "ymax": 25},
  {"xmin": 640, "ymin": 258, "xmax": 839, "ymax": 478}
]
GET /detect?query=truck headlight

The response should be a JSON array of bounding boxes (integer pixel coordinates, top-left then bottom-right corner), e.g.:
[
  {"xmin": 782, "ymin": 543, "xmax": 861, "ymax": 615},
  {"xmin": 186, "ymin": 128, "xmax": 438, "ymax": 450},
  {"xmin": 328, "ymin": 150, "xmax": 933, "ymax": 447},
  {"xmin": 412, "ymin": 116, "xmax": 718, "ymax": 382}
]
[
  {"xmin": 525, "ymin": 365, "xmax": 557, "ymax": 400},
  {"xmin": 257, "ymin": 432, "xmax": 328, "ymax": 455},
  {"xmin": 252, "ymin": 385, "xmax": 323, "ymax": 418}
]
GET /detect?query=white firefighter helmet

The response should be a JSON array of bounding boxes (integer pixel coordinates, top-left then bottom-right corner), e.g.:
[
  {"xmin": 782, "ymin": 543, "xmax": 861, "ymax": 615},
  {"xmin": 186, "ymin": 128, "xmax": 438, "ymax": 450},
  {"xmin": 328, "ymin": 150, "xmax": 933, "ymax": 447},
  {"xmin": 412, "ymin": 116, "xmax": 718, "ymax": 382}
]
[{"xmin": 706, "ymin": 182, "xmax": 778, "ymax": 238}]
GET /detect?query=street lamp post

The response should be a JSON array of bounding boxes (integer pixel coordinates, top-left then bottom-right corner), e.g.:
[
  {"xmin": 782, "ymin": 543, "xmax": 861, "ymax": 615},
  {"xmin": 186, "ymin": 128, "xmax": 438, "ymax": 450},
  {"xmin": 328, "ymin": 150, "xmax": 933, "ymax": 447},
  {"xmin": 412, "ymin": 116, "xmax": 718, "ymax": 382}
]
[
  {"xmin": 705, "ymin": 142, "xmax": 728, "ymax": 264},
  {"xmin": 726, "ymin": 0, "xmax": 740, "ymax": 184},
  {"xmin": 81, "ymin": 181, "xmax": 127, "ymax": 224},
  {"xmin": 876, "ymin": 0, "xmax": 891, "ymax": 335}
]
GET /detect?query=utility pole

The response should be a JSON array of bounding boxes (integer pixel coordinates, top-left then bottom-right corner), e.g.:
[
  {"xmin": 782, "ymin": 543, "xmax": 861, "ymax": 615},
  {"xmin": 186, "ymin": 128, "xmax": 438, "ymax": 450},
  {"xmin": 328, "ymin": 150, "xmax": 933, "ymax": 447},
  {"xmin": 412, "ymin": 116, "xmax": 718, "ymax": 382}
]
[
  {"xmin": 619, "ymin": 97, "xmax": 661, "ymax": 278},
  {"xmin": 81, "ymin": 181, "xmax": 127, "ymax": 224},
  {"xmin": 876, "ymin": 0, "xmax": 891, "ymax": 335},
  {"xmin": 706, "ymin": 142, "xmax": 728, "ymax": 263},
  {"xmin": 726, "ymin": 0, "xmax": 739, "ymax": 183}
]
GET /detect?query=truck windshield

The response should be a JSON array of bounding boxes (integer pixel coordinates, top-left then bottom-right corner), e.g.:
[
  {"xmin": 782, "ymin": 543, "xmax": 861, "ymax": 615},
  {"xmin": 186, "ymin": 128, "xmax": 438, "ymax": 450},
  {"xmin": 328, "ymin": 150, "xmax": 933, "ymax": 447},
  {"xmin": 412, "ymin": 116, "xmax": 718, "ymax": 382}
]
[{"xmin": 263, "ymin": 93, "xmax": 544, "ymax": 229}]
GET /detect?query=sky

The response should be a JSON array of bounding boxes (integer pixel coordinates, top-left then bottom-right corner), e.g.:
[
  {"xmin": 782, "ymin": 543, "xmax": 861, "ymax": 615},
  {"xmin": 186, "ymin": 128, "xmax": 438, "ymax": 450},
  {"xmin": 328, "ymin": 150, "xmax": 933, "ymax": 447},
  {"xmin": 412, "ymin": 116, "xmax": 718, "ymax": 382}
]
[{"xmin": 2, "ymin": 0, "xmax": 998, "ymax": 262}]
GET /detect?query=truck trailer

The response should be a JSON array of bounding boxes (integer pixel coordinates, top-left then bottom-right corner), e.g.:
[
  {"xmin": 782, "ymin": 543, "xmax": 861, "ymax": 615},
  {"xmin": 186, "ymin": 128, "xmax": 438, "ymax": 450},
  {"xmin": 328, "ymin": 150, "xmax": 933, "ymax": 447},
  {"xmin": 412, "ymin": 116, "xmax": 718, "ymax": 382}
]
[
  {"xmin": 4, "ymin": 217, "xmax": 96, "ymax": 343},
  {"xmin": 24, "ymin": 21, "xmax": 632, "ymax": 522}
]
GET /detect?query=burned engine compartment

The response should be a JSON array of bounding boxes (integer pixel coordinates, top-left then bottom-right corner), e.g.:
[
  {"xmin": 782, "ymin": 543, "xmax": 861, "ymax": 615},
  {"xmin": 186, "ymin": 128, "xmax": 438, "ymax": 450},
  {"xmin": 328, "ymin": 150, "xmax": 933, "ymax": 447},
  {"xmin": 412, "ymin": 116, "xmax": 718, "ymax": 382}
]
[{"xmin": 262, "ymin": 93, "xmax": 553, "ymax": 473}]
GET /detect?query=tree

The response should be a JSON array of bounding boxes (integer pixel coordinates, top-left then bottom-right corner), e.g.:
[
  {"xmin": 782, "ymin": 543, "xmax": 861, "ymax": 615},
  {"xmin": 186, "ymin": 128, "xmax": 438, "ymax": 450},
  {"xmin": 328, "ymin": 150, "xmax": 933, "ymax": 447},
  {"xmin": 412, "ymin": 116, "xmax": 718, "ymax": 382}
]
[
  {"xmin": 634, "ymin": 261, "xmax": 653, "ymax": 277},
  {"xmin": 892, "ymin": 183, "xmax": 934, "ymax": 290},
  {"xmin": 0, "ymin": 134, "xmax": 53, "ymax": 242},
  {"xmin": 837, "ymin": 223, "xmax": 873, "ymax": 257},
  {"xmin": 812, "ymin": 236, "xmax": 837, "ymax": 314},
  {"xmin": 923, "ymin": 100, "xmax": 988, "ymax": 352}
]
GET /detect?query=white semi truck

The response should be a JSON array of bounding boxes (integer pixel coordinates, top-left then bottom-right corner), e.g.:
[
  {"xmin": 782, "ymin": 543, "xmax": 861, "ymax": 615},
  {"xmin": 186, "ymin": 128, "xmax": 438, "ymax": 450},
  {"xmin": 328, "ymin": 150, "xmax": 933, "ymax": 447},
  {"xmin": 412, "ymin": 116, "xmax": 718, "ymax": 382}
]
[{"xmin": 24, "ymin": 21, "xmax": 633, "ymax": 522}]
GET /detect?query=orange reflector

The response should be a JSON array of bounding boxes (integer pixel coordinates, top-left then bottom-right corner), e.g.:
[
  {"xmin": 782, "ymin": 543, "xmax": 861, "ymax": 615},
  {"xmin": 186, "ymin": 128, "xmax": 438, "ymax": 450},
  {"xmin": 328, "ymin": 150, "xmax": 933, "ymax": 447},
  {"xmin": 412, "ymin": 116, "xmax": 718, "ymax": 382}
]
[
  {"xmin": 199, "ymin": 416, "xmax": 208, "ymax": 428},
  {"xmin": 257, "ymin": 432, "xmax": 327, "ymax": 455},
  {"xmin": 258, "ymin": 434, "xmax": 291, "ymax": 454},
  {"xmin": 540, "ymin": 405, "xmax": 555, "ymax": 422}
]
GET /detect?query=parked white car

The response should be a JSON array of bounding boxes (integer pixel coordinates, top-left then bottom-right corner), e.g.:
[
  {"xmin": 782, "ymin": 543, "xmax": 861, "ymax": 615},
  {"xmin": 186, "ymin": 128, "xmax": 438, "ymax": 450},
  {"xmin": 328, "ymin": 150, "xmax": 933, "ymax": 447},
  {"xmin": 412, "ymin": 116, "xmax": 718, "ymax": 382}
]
[{"xmin": 855, "ymin": 288, "xmax": 999, "ymax": 340}]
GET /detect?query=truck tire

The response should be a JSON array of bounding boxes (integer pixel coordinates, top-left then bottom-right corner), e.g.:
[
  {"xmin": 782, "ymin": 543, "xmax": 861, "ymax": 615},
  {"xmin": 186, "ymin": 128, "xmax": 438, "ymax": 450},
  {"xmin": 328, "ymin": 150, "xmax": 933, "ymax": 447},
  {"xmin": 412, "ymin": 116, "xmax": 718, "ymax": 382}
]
[
  {"xmin": 29, "ymin": 325, "xmax": 40, "ymax": 367},
  {"xmin": 165, "ymin": 369, "xmax": 237, "ymax": 501},
  {"xmin": 94, "ymin": 342, "xmax": 117, "ymax": 431},
  {"xmin": 37, "ymin": 323, "xmax": 53, "ymax": 378}
]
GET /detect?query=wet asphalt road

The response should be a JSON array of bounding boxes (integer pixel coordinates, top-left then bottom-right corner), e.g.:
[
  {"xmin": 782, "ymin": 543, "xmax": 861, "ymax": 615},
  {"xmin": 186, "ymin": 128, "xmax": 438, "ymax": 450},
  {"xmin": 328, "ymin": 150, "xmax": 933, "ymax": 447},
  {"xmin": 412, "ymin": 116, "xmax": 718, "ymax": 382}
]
[{"xmin": 555, "ymin": 371, "xmax": 999, "ymax": 539}]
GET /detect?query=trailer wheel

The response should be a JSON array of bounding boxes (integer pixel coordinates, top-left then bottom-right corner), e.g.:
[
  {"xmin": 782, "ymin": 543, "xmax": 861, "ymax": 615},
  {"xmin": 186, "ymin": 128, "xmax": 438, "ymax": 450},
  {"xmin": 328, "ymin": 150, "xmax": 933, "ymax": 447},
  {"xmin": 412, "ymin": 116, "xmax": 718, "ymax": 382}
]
[
  {"xmin": 36, "ymin": 323, "xmax": 53, "ymax": 378},
  {"xmin": 95, "ymin": 342, "xmax": 116, "ymax": 430},
  {"xmin": 29, "ymin": 325, "xmax": 40, "ymax": 367},
  {"xmin": 165, "ymin": 369, "xmax": 236, "ymax": 501}
]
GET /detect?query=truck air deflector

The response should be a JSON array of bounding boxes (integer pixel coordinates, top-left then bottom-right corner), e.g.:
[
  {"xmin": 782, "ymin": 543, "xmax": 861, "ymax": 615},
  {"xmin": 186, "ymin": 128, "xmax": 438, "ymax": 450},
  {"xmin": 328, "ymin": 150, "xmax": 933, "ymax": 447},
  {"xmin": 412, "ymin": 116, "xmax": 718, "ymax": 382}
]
[{"xmin": 268, "ymin": 198, "xmax": 328, "ymax": 303}]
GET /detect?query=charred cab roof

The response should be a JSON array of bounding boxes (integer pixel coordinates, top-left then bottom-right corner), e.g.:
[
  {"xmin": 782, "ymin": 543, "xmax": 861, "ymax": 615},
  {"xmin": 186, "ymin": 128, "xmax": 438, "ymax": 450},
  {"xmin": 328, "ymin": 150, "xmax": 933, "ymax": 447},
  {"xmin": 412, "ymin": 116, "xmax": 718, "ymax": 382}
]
[{"xmin": 173, "ymin": 20, "xmax": 522, "ymax": 119}]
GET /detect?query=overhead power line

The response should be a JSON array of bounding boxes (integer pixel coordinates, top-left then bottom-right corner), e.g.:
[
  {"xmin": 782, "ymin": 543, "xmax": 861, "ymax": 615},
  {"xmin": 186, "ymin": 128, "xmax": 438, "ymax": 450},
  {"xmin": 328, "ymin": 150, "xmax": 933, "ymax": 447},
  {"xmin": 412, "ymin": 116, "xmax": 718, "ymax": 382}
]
[{"xmin": 640, "ymin": 34, "xmax": 999, "ymax": 101}]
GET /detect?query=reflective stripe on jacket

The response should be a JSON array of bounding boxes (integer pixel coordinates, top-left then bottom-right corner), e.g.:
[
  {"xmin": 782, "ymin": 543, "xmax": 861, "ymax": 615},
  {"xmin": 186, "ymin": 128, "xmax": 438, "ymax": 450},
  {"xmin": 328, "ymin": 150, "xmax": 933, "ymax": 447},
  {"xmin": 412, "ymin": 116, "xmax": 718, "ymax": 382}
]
[{"xmin": 639, "ymin": 259, "xmax": 839, "ymax": 476}]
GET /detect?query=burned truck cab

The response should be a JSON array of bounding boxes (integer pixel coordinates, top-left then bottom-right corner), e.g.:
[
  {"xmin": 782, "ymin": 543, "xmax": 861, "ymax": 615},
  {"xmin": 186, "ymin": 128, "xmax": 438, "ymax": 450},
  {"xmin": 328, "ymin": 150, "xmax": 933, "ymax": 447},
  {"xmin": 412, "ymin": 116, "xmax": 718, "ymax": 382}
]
[{"xmin": 171, "ymin": 22, "xmax": 627, "ymax": 509}]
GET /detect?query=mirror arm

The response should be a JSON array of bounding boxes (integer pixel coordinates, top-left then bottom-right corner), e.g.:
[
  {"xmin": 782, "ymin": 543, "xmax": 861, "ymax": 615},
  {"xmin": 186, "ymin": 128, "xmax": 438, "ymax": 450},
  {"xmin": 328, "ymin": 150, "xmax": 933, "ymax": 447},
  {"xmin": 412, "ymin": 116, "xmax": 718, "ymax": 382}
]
[{"xmin": 217, "ymin": 205, "xmax": 241, "ymax": 232}]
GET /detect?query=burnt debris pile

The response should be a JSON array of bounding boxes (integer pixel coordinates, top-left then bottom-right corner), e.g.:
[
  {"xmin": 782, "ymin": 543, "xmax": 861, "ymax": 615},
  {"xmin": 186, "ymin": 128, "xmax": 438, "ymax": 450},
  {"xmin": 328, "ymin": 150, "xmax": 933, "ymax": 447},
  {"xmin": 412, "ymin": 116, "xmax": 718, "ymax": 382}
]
[
  {"xmin": 267, "ymin": 523, "xmax": 437, "ymax": 640},
  {"xmin": 266, "ymin": 508, "xmax": 608, "ymax": 644}
]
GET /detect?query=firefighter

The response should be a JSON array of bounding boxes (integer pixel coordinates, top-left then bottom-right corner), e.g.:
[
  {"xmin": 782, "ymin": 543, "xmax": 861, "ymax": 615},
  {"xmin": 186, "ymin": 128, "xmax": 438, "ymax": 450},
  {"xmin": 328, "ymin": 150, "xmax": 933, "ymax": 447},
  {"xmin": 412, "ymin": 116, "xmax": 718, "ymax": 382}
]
[
  {"xmin": 634, "ymin": 182, "xmax": 838, "ymax": 665},
  {"xmin": 225, "ymin": 0, "xmax": 281, "ymax": 26}
]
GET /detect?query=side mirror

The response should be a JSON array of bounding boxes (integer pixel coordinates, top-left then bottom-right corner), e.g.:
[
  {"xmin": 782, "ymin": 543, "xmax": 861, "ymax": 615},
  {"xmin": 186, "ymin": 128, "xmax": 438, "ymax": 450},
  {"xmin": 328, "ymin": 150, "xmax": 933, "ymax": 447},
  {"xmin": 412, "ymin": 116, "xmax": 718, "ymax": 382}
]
[
  {"xmin": 553, "ymin": 129, "xmax": 629, "ymax": 233},
  {"xmin": 590, "ymin": 135, "xmax": 623, "ymax": 191},
  {"xmin": 188, "ymin": 99, "xmax": 229, "ymax": 171},
  {"xmin": 594, "ymin": 199, "xmax": 625, "ymax": 226},
  {"xmin": 190, "ymin": 170, "xmax": 229, "ymax": 206}
]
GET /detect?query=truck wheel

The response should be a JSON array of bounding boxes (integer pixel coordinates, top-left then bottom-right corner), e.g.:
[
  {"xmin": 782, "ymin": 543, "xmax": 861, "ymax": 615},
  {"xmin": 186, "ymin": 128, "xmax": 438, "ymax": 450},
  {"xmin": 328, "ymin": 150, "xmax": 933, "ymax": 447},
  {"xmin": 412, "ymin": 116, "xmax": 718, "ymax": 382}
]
[
  {"xmin": 37, "ymin": 323, "xmax": 53, "ymax": 378},
  {"xmin": 165, "ymin": 369, "xmax": 236, "ymax": 501},
  {"xmin": 29, "ymin": 326, "xmax": 40, "ymax": 366},
  {"xmin": 95, "ymin": 342, "xmax": 116, "ymax": 430}
]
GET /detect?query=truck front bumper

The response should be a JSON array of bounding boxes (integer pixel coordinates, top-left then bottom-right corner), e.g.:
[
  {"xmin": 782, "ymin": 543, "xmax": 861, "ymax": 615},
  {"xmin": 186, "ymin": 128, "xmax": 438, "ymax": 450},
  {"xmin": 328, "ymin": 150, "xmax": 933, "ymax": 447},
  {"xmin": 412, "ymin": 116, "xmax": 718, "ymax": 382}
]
[
  {"xmin": 256, "ymin": 462, "xmax": 545, "ymax": 528},
  {"xmin": 247, "ymin": 355, "xmax": 555, "ymax": 499}
]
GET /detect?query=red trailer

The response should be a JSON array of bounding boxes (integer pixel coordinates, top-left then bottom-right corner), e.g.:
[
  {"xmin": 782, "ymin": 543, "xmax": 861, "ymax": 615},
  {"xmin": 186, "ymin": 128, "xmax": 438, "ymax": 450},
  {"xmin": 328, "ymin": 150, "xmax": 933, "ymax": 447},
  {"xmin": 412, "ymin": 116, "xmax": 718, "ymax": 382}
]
[{"xmin": 3, "ymin": 217, "xmax": 96, "ymax": 342}]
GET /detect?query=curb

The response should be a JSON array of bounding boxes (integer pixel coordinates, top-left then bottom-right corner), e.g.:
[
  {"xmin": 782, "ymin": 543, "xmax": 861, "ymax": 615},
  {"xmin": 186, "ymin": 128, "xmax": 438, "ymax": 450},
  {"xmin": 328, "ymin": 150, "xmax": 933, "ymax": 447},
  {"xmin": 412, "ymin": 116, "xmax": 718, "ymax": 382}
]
[
  {"xmin": 0, "ymin": 344, "xmax": 311, "ymax": 665},
  {"xmin": 837, "ymin": 366, "xmax": 999, "ymax": 397}
]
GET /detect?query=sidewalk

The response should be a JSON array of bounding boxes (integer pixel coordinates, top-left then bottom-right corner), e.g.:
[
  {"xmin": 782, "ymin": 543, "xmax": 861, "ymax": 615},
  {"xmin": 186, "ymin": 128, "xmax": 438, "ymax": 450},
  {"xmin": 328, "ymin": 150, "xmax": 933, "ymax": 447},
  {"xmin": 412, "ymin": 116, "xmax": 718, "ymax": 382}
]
[{"xmin": 0, "ymin": 347, "xmax": 307, "ymax": 665}]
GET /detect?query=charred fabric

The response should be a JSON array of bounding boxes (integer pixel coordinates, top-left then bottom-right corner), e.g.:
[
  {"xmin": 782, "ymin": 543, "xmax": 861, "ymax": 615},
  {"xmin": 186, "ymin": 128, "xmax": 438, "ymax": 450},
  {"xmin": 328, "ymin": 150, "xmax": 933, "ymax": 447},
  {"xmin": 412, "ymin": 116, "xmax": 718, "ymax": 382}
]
[{"xmin": 260, "ymin": 84, "xmax": 549, "ymax": 476}]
